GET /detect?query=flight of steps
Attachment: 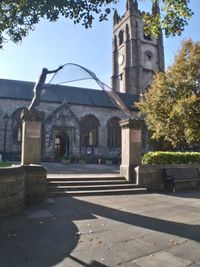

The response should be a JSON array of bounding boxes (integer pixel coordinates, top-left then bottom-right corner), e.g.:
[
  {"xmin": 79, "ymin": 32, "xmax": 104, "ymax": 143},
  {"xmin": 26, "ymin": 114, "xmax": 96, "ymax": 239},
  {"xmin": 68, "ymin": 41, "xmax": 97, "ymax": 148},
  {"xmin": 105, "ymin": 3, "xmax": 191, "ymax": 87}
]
[{"xmin": 47, "ymin": 174, "xmax": 147, "ymax": 196}]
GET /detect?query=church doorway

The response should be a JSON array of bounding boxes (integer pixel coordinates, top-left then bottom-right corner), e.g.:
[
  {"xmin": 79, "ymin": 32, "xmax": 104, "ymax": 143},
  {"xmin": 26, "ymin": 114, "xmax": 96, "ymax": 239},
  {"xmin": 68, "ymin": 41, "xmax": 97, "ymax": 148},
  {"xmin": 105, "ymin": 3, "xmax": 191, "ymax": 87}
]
[{"xmin": 54, "ymin": 132, "xmax": 69, "ymax": 161}]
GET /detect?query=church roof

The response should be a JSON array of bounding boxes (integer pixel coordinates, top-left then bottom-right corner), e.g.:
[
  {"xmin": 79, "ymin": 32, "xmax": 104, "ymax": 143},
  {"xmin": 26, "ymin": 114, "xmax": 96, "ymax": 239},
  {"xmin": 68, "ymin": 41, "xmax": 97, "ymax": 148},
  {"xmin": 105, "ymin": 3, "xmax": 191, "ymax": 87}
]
[{"xmin": 0, "ymin": 78, "xmax": 139, "ymax": 110}]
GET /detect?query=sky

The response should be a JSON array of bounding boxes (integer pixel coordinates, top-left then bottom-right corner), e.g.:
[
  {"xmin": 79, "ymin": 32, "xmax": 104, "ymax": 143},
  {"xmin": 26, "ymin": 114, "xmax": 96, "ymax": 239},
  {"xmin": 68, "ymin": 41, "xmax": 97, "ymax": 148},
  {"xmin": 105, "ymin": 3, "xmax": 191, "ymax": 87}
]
[{"xmin": 0, "ymin": 0, "xmax": 199, "ymax": 89}]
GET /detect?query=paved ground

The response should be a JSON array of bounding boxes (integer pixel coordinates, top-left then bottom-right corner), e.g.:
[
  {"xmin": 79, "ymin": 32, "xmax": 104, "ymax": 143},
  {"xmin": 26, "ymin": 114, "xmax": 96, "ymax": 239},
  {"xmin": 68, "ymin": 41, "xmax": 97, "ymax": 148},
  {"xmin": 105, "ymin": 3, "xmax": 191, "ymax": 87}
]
[
  {"xmin": 1, "ymin": 164, "xmax": 200, "ymax": 266},
  {"xmin": 43, "ymin": 162, "xmax": 120, "ymax": 175}
]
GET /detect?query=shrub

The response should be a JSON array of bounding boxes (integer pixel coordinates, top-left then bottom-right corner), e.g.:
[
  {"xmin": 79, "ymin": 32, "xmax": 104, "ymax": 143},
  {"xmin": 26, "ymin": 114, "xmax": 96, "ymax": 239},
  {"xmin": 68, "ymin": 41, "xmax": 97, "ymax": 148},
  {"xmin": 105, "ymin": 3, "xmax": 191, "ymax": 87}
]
[{"xmin": 142, "ymin": 151, "xmax": 200, "ymax": 165}]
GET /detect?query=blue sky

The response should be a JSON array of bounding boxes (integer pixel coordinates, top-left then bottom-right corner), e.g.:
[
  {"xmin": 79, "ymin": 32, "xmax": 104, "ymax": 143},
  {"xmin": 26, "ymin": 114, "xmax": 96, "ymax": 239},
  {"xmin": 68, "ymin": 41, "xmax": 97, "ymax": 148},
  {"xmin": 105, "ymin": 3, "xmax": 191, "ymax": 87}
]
[{"xmin": 0, "ymin": 0, "xmax": 199, "ymax": 88}]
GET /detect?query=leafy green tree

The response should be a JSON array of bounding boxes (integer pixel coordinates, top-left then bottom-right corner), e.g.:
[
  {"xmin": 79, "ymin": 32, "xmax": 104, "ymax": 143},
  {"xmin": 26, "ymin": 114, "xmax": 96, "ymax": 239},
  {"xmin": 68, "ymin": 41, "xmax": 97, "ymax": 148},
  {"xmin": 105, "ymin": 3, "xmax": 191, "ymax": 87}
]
[
  {"xmin": 0, "ymin": 0, "xmax": 193, "ymax": 48},
  {"xmin": 144, "ymin": 0, "xmax": 193, "ymax": 37},
  {"xmin": 137, "ymin": 39, "xmax": 200, "ymax": 149}
]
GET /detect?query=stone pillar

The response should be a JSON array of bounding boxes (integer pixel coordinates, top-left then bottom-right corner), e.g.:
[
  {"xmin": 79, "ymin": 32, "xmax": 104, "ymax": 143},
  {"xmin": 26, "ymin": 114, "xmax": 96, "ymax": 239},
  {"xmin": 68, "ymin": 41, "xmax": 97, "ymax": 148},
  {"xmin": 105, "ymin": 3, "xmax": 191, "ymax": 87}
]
[
  {"xmin": 98, "ymin": 125, "xmax": 107, "ymax": 156},
  {"xmin": 21, "ymin": 108, "xmax": 44, "ymax": 165},
  {"xmin": 20, "ymin": 108, "xmax": 47, "ymax": 203},
  {"xmin": 120, "ymin": 118, "xmax": 143, "ymax": 182}
]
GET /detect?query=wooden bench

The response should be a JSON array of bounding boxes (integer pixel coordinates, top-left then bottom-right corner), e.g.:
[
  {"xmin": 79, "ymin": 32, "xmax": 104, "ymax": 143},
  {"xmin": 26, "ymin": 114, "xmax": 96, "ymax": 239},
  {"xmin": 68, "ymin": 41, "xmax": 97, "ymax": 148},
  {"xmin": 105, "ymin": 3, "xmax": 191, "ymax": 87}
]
[{"xmin": 164, "ymin": 167, "xmax": 200, "ymax": 192}]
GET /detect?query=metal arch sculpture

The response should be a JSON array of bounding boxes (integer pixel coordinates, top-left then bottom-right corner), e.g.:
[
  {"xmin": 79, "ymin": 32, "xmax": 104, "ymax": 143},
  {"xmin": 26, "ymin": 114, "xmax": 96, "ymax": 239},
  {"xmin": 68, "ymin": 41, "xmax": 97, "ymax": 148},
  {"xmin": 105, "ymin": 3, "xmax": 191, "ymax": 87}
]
[{"xmin": 29, "ymin": 63, "xmax": 137, "ymax": 119}]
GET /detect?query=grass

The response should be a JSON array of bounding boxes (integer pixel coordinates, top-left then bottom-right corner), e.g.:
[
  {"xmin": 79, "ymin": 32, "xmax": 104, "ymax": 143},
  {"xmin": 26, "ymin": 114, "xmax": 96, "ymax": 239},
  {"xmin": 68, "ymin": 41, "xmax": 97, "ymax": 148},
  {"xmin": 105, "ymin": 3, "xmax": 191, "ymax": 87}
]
[{"xmin": 0, "ymin": 161, "xmax": 12, "ymax": 167}]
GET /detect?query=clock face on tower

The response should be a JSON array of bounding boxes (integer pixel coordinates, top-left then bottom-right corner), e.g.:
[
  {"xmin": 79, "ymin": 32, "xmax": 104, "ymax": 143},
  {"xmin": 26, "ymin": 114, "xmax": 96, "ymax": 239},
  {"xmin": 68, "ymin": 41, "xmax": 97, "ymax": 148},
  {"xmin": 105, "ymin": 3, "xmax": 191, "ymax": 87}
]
[
  {"xmin": 118, "ymin": 54, "xmax": 124, "ymax": 65},
  {"xmin": 144, "ymin": 50, "xmax": 154, "ymax": 69}
]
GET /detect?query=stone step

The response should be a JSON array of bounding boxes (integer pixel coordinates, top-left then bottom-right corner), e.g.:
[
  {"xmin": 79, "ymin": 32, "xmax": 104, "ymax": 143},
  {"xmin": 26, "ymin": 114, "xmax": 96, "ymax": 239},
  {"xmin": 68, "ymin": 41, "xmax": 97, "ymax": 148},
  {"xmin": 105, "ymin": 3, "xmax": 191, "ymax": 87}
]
[
  {"xmin": 47, "ymin": 174, "xmax": 146, "ymax": 196},
  {"xmin": 48, "ymin": 187, "xmax": 147, "ymax": 196},
  {"xmin": 48, "ymin": 183, "xmax": 138, "ymax": 192},
  {"xmin": 47, "ymin": 174, "xmax": 123, "ymax": 181},
  {"xmin": 47, "ymin": 179, "xmax": 129, "ymax": 186}
]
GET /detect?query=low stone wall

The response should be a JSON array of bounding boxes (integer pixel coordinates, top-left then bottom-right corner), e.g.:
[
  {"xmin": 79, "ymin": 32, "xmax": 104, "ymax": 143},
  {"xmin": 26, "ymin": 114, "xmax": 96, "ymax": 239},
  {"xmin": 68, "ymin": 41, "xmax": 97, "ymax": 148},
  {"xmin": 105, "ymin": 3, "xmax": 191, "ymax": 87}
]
[
  {"xmin": 136, "ymin": 164, "xmax": 200, "ymax": 191},
  {"xmin": 0, "ymin": 166, "xmax": 25, "ymax": 217},
  {"xmin": 0, "ymin": 164, "xmax": 47, "ymax": 217}
]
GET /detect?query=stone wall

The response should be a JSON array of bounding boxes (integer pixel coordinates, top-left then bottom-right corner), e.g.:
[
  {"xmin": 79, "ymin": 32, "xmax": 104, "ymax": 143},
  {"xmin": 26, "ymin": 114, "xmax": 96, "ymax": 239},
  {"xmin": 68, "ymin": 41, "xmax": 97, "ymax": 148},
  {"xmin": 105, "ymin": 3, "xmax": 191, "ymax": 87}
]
[
  {"xmin": 0, "ymin": 165, "xmax": 25, "ymax": 217},
  {"xmin": 0, "ymin": 164, "xmax": 47, "ymax": 217},
  {"xmin": 0, "ymin": 98, "xmax": 139, "ymax": 160},
  {"xmin": 0, "ymin": 99, "xmax": 28, "ymax": 156},
  {"xmin": 23, "ymin": 165, "xmax": 47, "ymax": 203}
]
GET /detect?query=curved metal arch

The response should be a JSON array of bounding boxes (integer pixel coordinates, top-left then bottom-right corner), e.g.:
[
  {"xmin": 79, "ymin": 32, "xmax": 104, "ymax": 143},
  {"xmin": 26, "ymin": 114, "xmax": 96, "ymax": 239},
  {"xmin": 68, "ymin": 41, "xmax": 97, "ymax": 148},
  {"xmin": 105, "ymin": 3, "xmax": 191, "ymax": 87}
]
[
  {"xmin": 49, "ymin": 63, "xmax": 100, "ymax": 86},
  {"xmin": 48, "ymin": 63, "xmax": 137, "ymax": 120}
]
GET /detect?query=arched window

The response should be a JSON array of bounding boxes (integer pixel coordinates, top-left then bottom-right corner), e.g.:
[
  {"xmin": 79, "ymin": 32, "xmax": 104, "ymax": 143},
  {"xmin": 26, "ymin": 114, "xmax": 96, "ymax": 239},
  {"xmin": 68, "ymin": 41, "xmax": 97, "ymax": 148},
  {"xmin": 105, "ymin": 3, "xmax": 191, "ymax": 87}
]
[
  {"xmin": 107, "ymin": 117, "xmax": 121, "ymax": 148},
  {"xmin": 118, "ymin": 30, "xmax": 124, "ymax": 46},
  {"xmin": 12, "ymin": 108, "xmax": 24, "ymax": 143},
  {"xmin": 80, "ymin": 115, "xmax": 100, "ymax": 146}
]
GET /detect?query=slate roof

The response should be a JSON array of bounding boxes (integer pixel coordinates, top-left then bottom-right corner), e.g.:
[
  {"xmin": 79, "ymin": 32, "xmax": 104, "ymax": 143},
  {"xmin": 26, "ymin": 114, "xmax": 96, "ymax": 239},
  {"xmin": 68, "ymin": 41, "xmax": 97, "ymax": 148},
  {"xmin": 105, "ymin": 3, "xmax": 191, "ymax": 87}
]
[{"xmin": 0, "ymin": 78, "xmax": 139, "ymax": 110}]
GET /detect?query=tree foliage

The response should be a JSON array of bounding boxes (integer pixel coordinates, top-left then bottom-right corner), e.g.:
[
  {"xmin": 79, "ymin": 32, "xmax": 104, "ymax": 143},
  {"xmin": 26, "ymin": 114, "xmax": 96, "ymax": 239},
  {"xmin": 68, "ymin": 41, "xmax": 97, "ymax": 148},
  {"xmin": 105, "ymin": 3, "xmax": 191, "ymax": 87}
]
[
  {"xmin": 0, "ymin": 0, "xmax": 193, "ymax": 48},
  {"xmin": 144, "ymin": 0, "xmax": 193, "ymax": 37},
  {"xmin": 0, "ymin": 0, "xmax": 116, "ymax": 48},
  {"xmin": 137, "ymin": 40, "xmax": 200, "ymax": 149}
]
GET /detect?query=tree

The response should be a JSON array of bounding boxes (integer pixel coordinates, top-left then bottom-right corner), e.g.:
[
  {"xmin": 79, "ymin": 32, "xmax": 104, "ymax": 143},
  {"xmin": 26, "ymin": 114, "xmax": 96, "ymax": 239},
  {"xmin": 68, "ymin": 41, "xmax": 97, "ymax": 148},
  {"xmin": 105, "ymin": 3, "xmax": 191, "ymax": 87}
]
[
  {"xmin": 137, "ymin": 40, "xmax": 200, "ymax": 149},
  {"xmin": 0, "ymin": 0, "xmax": 193, "ymax": 49},
  {"xmin": 144, "ymin": 0, "xmax": 193, "ymax": 37}
]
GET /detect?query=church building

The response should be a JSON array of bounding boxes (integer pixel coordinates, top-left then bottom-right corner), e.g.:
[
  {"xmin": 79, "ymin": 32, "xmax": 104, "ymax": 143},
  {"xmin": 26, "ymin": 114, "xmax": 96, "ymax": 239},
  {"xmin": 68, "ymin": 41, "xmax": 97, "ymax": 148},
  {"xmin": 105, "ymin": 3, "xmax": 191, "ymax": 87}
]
[{"xmin": 0, "ymin": 0, "xmax": 164, "ymax": 162}]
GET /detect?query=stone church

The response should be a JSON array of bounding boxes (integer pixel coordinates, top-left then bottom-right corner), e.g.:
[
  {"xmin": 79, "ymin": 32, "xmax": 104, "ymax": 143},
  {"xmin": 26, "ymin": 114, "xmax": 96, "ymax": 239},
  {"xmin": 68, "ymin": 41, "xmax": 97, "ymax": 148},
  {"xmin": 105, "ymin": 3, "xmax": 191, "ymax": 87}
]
[{"xmin": 0, "ymin": 0, "xmax": 164, "ymax": 162}]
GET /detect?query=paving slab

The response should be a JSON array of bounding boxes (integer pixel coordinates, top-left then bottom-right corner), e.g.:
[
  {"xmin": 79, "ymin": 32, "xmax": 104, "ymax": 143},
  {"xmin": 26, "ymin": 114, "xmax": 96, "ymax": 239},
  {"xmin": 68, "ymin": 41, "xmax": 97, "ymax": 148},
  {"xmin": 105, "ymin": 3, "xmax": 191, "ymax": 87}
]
[
  {"xmin": 43, "ymin": 162, "xmax": 120, "ymax": 175},
  {"xmin": 131, "ymin": 251, "xmax": 192, "ymax": 267},
  {"xmin": 166, "ymin": 240, "xmax": 200, "ymax": 262},
  {"xmin": 1, "ymin": 192, "xmax": 200, "ymax": 266}
]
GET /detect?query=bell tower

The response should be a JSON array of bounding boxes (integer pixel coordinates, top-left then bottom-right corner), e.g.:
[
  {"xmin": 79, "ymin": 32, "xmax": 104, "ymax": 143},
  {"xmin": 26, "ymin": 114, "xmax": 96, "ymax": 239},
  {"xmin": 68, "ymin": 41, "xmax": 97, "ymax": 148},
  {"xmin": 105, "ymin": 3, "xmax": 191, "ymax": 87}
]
[{"xmin": 111, "ymin": 0, "xmax": 165, "ymax": 95}]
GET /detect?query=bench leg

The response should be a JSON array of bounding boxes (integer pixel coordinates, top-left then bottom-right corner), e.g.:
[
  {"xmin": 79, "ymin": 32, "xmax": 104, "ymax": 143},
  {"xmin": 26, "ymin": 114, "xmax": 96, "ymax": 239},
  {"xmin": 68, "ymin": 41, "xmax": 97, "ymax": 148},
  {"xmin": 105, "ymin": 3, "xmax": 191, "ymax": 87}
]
[
  {"xmin": 165, "ymin": 180, "xmax": 175, "ymax": 192},
  {"xmin": 172, "ymin": 185, "xmax": 176, "ymax": 193}
]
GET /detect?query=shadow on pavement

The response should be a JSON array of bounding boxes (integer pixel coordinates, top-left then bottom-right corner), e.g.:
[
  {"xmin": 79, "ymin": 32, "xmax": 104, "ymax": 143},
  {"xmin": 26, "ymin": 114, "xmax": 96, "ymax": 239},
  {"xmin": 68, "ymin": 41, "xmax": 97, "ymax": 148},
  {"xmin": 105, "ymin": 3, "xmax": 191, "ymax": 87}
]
[
  {"xmin": 0, "ymin": 210, "xmax": 78, "ymax": 267},
  {"xmin": 1, "ymin": 193, "xmax": 200, "ymax": 266}
]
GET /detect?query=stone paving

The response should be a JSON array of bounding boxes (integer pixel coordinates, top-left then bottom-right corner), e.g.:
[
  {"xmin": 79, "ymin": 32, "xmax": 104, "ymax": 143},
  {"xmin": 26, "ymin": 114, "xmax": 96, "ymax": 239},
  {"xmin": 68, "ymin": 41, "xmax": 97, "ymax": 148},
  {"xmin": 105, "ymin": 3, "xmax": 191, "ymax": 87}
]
[
  {"xmin": 1, "ymin": 163, "xmax": 200, "ymax": 266},
  {"xmin": 43, "ymin": 162, "xmax": 120, "ymax": 175}
]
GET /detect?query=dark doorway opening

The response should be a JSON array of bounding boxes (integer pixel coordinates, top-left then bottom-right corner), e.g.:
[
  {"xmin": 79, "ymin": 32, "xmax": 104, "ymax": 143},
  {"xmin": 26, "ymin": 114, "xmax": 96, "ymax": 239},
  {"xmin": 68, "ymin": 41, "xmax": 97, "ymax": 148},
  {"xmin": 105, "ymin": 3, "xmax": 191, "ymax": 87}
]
[{"xmin": 54, "ymin": 132, "xmax": 69, "ymax": 160}]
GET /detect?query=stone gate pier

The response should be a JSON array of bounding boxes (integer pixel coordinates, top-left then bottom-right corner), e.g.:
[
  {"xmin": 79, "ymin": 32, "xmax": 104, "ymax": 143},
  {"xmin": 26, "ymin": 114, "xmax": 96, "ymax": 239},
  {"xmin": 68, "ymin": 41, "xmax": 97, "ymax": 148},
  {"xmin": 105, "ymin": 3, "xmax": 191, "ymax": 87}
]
[
  {"xmin": 21, "ymin": 108, "xmax": 47, "ymax": 203},
  {"xmin": 120, "ymin": 118, "xmax": 143, "ymax": 182}
]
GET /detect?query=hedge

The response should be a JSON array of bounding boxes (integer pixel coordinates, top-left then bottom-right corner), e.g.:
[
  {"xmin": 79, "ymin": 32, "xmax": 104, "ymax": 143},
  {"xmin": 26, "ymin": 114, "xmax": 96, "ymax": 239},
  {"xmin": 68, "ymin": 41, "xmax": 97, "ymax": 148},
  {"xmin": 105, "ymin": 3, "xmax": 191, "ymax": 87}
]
[{"xmin": 142, "ymin": 151, "xmax": 200, "ymax": 165}]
